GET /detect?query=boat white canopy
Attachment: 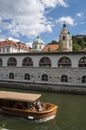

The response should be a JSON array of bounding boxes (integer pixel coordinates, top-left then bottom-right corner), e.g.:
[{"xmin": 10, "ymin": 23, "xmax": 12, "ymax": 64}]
[{"xmin": 0, "ymin": 91, "xmax": 41, "ymax": 102}]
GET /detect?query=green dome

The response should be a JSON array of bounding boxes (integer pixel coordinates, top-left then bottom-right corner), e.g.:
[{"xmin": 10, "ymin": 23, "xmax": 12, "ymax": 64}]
[{"xmin": 33, "ymin": 36, "xmax": 44, "ymax": 44}]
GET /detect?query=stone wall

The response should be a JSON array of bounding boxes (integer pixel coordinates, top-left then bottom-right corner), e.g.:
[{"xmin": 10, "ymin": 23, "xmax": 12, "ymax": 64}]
[
  {"xmin": 0, "ymin": 52, "xmax": 86, "ymax": 94},
  {"xmin": 0, "ymin": 67, "xmax": 86, "ymax": 85}
]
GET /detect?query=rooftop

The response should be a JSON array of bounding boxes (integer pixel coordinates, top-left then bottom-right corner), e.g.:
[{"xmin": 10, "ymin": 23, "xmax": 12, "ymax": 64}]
[
  {"xmin": 0, "ymin": 91, "xmax": 41, "ymax": 102},
  {"xmin": 0, "ymin": 39, "xmax": 30, "ymax": 51},
  {"xmin": 33, "ymin": 36, "xmax": 45, "ymax": 45}
]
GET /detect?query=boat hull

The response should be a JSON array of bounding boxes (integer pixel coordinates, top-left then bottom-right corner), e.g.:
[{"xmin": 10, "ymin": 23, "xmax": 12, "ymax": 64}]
[{"xmin": 0, "ymin": 103, "xmax": 58, "ymax": 120}]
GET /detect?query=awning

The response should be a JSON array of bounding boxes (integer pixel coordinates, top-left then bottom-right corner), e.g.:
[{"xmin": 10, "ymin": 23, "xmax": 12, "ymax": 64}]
[{"xmin": 0, "ymin": 91, "xmax": 41, "ymax": 102}]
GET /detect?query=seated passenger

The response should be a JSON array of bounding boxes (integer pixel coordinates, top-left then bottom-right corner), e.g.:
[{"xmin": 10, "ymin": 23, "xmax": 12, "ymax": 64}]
[{"xmin": 36, "ymin": 100, "xmax": 42, "ymax": 112}]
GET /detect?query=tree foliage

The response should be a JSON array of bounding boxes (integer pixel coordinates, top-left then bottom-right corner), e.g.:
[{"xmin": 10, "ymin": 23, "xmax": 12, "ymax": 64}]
[
  {"xmin": 47, "ymin": 40, "xmax": 58, "ymax": 45},
  {"xmin": 73, "ymin": 35, "xmax": 86, "ymax": 51}
]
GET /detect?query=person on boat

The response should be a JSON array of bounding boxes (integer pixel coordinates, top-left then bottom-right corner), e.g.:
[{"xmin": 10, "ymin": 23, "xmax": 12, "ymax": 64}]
[
  {"xmin": 36, "ymin": 100, "xmax": 42, "ymax": 112},
  {"xmin": 27, "ymin": 102, "xmax": 36, "ymax": 111}
]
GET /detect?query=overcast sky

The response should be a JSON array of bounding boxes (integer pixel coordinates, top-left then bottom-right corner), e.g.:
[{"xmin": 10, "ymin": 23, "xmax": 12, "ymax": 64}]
[{"xmin": 0, "ymin": 0, "xmax": 86, "ymax": 46}]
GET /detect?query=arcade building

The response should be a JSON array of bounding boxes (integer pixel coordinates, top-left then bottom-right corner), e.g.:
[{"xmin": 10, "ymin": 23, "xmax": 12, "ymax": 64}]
[{"xmin": 0, "ymin": 23, "xmax": 86, "ymax": 94}]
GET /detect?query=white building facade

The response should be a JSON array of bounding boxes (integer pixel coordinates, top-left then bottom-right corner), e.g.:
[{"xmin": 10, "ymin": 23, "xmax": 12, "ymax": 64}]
[{"xmin": 0, "ymin": 39, "xmax": 30, "ymax": 53}]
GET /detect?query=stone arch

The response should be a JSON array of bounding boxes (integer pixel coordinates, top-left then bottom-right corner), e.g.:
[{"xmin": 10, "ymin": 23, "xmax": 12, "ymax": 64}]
[
  {"xmin": 61, "ymin": 75, "xmax": 68, "ymax": 82},
  {"xmin": 7, "ymin": 57, "xmax": 17, "ymax": 66},
  {"xmin": 22, "ymin": 57, "xmax": 33, "ymax": 66},
  {"xmin": 78, "ymin": 57, "xmax": 86, "ymax": 67},
  {"xmin": 58, "ymin": 56, "xmax": 71, "ymax": 67},
  {"xmin": 39, "ymin": 57, "xmax": 51, "ymax": 67}
]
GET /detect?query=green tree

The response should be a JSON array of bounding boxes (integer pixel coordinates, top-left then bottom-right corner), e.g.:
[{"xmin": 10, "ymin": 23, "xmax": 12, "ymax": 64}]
[
  {"xmin": 72, "ymin": 35, "xmax": 86, "ymax": 51},
  {"xmin": 58, "ymin": 40, "xmax": 63, "ymax": 52}
]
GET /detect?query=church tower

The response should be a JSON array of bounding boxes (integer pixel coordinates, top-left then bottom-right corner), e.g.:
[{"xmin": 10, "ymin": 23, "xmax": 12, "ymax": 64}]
[{"xmin": 59, "ymin": 23, "xmax": 72, "ymax": 52}]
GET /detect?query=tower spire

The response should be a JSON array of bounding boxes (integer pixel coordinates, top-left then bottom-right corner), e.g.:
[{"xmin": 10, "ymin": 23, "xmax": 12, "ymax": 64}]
[{"xmin": 63, "ymin": 21, "xmax": 66, "ymax": 28}]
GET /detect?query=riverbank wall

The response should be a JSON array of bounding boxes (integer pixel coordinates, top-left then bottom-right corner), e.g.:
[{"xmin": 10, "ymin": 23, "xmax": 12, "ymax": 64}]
[{"xmin": 0, "ymin": 80, "xmax": 86, "ymax": 94}]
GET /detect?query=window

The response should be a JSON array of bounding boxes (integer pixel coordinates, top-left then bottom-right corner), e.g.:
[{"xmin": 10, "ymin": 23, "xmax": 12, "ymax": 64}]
[
  {"xmin": 39, "ymin": 45, "xmax": 41, "ymax": 49},
  {"xmin": 78, "ymin": 57, "xmax": 86, "ymax": 67},
  {"xmin": 61, "ymin": 75, "xmax": 68, "ymax": 82},
  {"xmin": 22, "ymin": 57, "xmax": 33, "ymax": 66},
  {"xmin": 9, "ymin": 73, "xmax": 14, "ymax": 79},
  {"xmin": 82, "ymin": 76, "xmax": 86, "ymax": 83},
  {"xmin": 41, "ymin": 74, "xmax": 48, "ymax": 81},
  {"xmin": 7, "ymin": 48, "xmax": 10, "ymax": 52},
  {"xmin": 35, "ymin": 45, "xmax": 37, "ymax": 49},
  {"xmin": 39, "ymin": 57, "xmax": 51, "ymax": 67},
  {"xmin": 7, "ymin": 57, "xmax": 17, "ymax": 66},
  {"xmin": 0, "ymin": 58, "xmax": 2, "ymax": 66},
  {"xmin": 58, "ymin": 57, "xmax": 71, "ymax": 67},
  {"xmin": 24, "ymin": 73, "xmax": 30, "ymax": 80},
  {"xmin": 3, "ymin": 48, "xmax": 5, "ymax": 52},
  {"xmin": 63, "ymin": 36, "xmax": 65, "ymax": 40}
]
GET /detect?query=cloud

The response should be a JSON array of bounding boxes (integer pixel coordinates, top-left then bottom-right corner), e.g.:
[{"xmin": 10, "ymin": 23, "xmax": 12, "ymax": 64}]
[
  {"xmin": 26, "ymin": 42, "xmax": 33, "ymax": 48},
  {"xmin": 7, "ymin": 37, "xmax": 20, "ymax": 42},
  {"xmin": 76, "ymin": 12, "xmax": 83, "ymax": 17},
  {"xmin": 57, "ymin": 16, "xmax": 74, "ymax": 26},
  {"xmin": 0, "ymin": 0, "xmax": 69, "ymax": 40},
  {"xmin": 0, "ymin": 35, "xmax": 6, "ymax": 41},
  {"xmin": 41, "ymin": 0, "xmax": 68, "ymax": 8}
]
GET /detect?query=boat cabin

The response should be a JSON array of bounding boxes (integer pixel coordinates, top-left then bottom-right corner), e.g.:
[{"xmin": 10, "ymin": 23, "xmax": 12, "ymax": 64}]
[{"xmin": 0, "ymin": 91, "xmax": 41, "ymax": 110}]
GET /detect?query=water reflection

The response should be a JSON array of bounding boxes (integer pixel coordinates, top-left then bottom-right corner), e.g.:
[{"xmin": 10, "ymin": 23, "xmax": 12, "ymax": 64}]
[{"xmin": 0, "ymin": 121, "xmax": 10, "ymax": 130}]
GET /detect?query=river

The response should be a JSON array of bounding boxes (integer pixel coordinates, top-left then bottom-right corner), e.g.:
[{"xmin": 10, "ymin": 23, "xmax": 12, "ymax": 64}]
[{"xmin": 0, "ymin": 87, "xmax": 86, "ymax": 130}]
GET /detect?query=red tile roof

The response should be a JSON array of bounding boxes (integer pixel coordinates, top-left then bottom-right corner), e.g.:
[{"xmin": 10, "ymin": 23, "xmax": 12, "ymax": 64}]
[
  {"xmin": 43, "ymin": 44, "xmax": 59, "ymax": 52},
  {"xmin": 0, "ymin": 40, "xmax": 30, "ymax": 51}
]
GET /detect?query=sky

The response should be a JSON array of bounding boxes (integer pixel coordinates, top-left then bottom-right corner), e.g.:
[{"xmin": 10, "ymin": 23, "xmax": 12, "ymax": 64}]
[{"xmin": 0, "ymin": 0, "xmax": 86, "ymax": 47}]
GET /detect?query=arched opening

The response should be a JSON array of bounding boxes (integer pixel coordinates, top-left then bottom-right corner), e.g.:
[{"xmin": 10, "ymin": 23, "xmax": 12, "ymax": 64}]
[
  {"xmin": 39, "ymin": 57, "xmax": 51, "ymax": 67},
  {"xmin": 82, "ymin": 75, "xmax": 86, "ymax": 83},
  {"xmin": 24, "ymin": 73, "xmax": 30, "ymax": 80},
  {"xmin": 61, "ymin": 75, "xmax": 68, "ymax": 82},
  {"xmin": 22, "ymin": 57, "xmax": 33, "ymax": 66},
  {"xmin": 58, "ymin": 57, "xmax": 71, "ymax": 67},
  {"xmin": 9, "ymin": 73, "xmax": 14, "ymax": 79},
  {"xmin": 7, "ymin": 57, "xmax": 17, "ymax": 66},
  {"xmin": 78, "ymin": 57, "xmax": 86, "ymax": 67},
  {"xmin": 41, "ymin": 74, "xmax": 48, "ymax": 81},
  {"xmin": 63, "ymin": 36, "xmax": 66, "ymax": 40}
]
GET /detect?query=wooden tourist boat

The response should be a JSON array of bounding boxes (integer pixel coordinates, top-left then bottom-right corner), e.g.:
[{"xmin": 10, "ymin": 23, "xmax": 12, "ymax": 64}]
[{"xmin": 0, "ymin": 91, "xmax": 58, "ymax": 121}]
